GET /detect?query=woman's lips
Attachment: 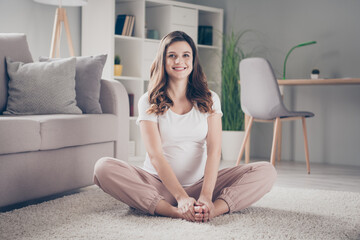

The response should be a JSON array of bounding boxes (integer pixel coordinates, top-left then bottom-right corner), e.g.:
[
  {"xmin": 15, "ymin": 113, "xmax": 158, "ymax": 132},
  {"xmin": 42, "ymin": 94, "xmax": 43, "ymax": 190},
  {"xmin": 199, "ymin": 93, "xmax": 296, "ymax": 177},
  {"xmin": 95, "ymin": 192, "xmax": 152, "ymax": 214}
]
[{"xmin": 172, "ymin": 67, "xmax": 186, "ymax": 71}]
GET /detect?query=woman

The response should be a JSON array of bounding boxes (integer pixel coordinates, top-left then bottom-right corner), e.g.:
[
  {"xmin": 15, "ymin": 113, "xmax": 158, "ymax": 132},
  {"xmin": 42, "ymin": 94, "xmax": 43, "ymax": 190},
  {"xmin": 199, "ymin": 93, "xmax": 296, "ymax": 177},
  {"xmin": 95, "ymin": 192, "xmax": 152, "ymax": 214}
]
[{"xmin": 93, "ymin": 31, "xmax": 276, "ymax": 222}]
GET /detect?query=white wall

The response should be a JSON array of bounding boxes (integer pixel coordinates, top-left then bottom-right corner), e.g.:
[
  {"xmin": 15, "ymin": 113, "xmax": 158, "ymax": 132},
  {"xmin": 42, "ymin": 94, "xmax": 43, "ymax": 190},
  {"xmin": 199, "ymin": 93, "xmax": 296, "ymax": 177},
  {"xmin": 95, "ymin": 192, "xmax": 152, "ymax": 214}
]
[
  {"xmin": 0, "ymin": 0, "xmax": 81, "ymax": 59},
  {"xmin": 187, "ymin": 0, "xmax": 360, "ymax": 166}
]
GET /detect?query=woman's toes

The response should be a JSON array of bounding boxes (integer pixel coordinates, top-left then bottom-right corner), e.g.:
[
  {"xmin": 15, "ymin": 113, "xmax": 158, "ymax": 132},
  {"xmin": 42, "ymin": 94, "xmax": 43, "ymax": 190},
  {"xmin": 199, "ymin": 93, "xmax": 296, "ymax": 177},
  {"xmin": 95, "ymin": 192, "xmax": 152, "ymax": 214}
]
[{"xmin": 195, "ymin": 213, "xmax": 203, "ymax": 221}]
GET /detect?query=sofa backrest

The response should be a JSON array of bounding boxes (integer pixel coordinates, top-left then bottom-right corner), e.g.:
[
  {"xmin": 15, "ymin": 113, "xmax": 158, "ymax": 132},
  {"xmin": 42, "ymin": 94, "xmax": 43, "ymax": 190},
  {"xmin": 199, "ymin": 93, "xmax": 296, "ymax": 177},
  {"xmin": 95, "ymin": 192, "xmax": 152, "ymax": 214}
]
[{"xmin": 0, "ymin": 33, "xmax": 33, "ymax": 114}]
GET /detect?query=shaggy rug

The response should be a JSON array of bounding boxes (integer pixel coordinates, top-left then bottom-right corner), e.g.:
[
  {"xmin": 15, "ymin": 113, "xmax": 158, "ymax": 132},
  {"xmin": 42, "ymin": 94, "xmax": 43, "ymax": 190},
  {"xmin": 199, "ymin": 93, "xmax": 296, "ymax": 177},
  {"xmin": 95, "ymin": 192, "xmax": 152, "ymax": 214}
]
[{"xmin": 0, "ymin": 186, "xmax": 359, "ymax": 240}]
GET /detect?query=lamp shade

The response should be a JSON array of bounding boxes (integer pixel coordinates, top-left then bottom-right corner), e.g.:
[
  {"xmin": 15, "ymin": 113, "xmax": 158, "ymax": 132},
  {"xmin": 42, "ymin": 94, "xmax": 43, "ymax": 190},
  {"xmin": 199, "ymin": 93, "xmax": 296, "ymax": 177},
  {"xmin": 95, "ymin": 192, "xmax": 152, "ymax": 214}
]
[{"xmin": 33, "ymin": 0, "xmax": 87, "ymax": 7}]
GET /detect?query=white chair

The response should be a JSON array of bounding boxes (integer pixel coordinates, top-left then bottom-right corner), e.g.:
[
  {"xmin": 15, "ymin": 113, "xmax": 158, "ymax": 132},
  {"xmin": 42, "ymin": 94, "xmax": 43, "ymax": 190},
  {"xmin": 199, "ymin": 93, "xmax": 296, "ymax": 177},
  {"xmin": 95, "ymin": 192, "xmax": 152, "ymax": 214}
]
[{"xmin": 236, "ymin": 58, "xmax": 314, "ymax": 173}]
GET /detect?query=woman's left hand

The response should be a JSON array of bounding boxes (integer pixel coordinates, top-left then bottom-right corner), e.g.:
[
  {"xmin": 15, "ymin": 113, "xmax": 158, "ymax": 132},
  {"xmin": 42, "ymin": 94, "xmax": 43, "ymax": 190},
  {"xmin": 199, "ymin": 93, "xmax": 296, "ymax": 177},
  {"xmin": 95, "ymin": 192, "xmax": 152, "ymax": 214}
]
[{"xmin": 195, "ymin": 195, "xmax": 215, "ymax": 222}]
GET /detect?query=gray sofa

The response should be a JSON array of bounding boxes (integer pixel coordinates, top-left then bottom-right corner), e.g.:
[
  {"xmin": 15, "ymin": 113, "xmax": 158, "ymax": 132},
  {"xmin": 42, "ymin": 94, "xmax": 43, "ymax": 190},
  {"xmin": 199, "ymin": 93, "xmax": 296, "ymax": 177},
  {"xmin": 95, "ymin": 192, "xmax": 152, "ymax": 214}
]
[{"xmin": 0, "ymin": 34, "xmax": 129, "ymax": 208}]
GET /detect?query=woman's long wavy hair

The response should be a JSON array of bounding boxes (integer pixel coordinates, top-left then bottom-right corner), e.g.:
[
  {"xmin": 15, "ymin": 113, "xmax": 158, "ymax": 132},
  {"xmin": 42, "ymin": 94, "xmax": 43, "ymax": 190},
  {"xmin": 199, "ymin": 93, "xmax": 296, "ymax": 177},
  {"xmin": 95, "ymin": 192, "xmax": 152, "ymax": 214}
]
[{"xmin": 147, "ymin": 31, "xmax": 213, "ymax": 115}]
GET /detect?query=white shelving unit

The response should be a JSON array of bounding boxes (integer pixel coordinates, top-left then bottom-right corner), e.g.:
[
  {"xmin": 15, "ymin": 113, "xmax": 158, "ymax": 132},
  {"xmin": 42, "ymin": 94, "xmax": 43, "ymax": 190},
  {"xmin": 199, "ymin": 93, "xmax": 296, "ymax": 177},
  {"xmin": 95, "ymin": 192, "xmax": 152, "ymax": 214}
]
[{"xmin": 82, "ymin": 0, "xmax": 223, "ymax": 161}]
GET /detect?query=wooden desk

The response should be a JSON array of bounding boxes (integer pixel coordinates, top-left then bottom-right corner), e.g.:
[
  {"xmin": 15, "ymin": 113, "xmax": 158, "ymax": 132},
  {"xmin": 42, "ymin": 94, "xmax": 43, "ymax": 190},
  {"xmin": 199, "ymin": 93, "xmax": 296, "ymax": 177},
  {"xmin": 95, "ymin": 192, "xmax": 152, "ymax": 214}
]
[
  {"xmin": 278, "ymin": 78, "xmax": 360, "ymax": 85},
  {"xmin": 244, "ymin": 78, "xmax": 360, "ymax": 164}
]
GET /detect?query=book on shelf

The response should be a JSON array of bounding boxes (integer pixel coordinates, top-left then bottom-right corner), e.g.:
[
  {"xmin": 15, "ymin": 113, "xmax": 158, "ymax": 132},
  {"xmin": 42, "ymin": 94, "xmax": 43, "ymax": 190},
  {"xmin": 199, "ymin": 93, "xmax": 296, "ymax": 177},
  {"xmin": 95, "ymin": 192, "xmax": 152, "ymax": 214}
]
[
  {"xmin": 115, "ymin": 14, "xmax": 135, "ymax": 36},
  {"xmin": 128, "ymin": 93, "xmax": 134, "ymax": 117},
  {"xmin": 122, "ymin": 16, "xmax": 129, "ymax": 35},
  {"xmin": 198, "ymin": 26, "xmax": 213, "ymax": 46},
  {"xmin": 128, "ymin": 16, "xmax": 135, "ymax": 36},
  {"xmin": 115, "ymin": 14, "xmax": 126, "ymax": 35}
]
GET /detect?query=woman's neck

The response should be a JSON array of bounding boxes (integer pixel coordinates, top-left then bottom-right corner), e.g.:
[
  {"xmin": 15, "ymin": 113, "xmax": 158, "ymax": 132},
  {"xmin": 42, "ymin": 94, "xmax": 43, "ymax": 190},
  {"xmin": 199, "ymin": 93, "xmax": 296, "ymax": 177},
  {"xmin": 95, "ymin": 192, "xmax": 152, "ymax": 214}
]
[{"xmin": 167, "ymin": 78, "xmax": 188, "ymax": 101}]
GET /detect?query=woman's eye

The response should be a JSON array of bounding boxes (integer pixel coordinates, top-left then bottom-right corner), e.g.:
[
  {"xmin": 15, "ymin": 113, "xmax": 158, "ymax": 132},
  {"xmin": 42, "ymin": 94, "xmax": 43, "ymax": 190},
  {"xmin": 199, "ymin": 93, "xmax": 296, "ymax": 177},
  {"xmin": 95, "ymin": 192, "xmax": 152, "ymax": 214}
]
[
  {"xmin": 168, "ymin": 54, "xmax": 176, "ymax": 58},
  {"xmin": 184, "ymin": 54, "xmax": 191, "ymax": 58}
]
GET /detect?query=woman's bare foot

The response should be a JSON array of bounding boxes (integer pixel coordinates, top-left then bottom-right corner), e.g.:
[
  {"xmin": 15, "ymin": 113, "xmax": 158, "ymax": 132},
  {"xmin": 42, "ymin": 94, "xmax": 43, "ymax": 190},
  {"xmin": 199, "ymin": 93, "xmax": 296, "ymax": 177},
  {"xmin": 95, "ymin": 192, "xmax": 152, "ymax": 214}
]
[
  {"xmin": 154, "ymin": 199, "xmax": 229, "ymax": 222},
  {"xmin": 155, "ymin": 200, "xmax": 182, "ymax": 219},
  {"xmin": 154, "ymin": 200, "xmax": 195, "ymax": 221},
  {"xmin": 194, "ymin": 199, "xmax": 230, "ymax": 222}
]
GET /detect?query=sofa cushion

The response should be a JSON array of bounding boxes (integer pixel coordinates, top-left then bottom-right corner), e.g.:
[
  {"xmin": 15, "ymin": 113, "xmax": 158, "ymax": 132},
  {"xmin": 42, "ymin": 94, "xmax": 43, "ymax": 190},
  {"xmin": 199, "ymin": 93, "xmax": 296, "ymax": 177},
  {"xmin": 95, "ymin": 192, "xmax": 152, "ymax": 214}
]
[
  {"xmin": 39, "ymin": 55, "xmax": 107, "ymax": 114},
  {"xmin": 38, "ymin": 114, "xmax": 118, "ymax": 150},
  {"xmin": 0, "ymin": 116, "xmax": 41, "ymax": 154},
  {"xmin": 4, "ymin": 57, "xmax": 82, "ymax": 115},
  {"xmin": 0, "ymin": 114, "xmax": 118, "ymax": 154},
  {"xmin": 0, "ymin": 34, "xmax": 33, "ymax": 114}
]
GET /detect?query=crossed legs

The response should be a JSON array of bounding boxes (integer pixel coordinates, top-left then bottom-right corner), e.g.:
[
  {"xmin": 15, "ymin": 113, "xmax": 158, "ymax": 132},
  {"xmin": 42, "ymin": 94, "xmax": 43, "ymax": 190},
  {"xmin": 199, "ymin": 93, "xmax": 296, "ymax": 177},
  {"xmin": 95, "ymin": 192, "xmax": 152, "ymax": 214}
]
[{"xmin": 93, "ymin": 158, "xmax": 276, "ymax": 221}]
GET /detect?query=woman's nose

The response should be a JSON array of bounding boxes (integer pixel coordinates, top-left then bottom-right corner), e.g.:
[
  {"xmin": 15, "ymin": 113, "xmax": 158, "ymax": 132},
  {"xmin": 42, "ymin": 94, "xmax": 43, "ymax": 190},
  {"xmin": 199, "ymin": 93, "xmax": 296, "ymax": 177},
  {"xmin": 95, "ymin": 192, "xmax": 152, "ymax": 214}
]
[{"xmin": 175, "ymin": 57, "xmax": 180, "ymax": 64}]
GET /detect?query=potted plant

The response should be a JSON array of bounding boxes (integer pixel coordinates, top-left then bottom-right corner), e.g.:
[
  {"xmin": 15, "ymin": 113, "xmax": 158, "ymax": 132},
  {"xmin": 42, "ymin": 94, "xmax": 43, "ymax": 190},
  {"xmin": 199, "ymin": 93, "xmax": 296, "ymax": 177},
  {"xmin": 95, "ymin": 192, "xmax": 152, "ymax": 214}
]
[
  {"xmin": 114, "ymin": 55, "xmax": 123, "ymax": 76},
  {"xmin": 311, "ymin": 69, "xmax": 320, "ymax": 79},
  {"xmin": 221, "ymin": 30, "xmax": 251, "ymax": 161}
]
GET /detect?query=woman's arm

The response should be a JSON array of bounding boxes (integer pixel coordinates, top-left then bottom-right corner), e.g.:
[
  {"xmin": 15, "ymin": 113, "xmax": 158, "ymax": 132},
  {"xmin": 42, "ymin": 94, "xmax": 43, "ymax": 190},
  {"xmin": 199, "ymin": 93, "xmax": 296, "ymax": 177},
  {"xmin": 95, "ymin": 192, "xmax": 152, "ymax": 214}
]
[
  {"xmin": 202, "ymin": 113, "xmax": 222, "ymax": 198},
  {"xmin": 139, "ymin": 120, "xmax": 196, "ymax": 220},
  {"xmin": 196, "ymin": 113, "xmax": 222, "ymax": 220}
]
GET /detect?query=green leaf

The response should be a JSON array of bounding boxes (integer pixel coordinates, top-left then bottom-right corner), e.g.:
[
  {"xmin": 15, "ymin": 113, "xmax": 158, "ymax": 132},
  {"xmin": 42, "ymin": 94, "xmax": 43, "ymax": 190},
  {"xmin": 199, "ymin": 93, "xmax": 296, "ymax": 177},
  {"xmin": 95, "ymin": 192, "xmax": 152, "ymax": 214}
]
[{"xmin": 221, "ymin": 29, "xmax": 252, "ymax": 131}]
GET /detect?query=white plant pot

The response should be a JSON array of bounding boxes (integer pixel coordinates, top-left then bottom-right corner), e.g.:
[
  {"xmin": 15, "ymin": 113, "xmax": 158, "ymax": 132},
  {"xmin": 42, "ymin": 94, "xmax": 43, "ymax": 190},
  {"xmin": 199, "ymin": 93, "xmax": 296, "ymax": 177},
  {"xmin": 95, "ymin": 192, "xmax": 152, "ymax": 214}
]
[{"xmin": 222, "ymin": 130, "xmax": 245, "ymax": 162}]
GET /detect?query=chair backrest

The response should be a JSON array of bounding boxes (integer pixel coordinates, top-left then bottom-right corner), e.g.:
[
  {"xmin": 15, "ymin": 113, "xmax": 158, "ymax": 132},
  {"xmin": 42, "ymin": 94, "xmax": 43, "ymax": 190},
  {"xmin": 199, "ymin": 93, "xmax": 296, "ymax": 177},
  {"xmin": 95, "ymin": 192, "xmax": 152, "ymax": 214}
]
[
  {"xmin": 0, "ymin": 33, "xmax": 33, "ymax": 114},
  {"xmin": 239, "ymin": 57, "xmax": 288, "ymax": 120}
]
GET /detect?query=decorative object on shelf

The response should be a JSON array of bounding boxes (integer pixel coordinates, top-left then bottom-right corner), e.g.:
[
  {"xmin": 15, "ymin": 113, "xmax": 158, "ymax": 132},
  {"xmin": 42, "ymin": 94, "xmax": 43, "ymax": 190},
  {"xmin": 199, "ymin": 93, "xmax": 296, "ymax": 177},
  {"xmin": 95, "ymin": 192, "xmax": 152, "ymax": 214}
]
[
  {"xmin": 146, "ymin": 29, "xmax": 159, "ymax": 40},
  {"xmin": 33, "ymin": 0, "xmax": 88, "ymax": 58},
  {"xmin": 115, "ymin": 14, "xmax": 135, "ymax": 36},
  {"xmin": 311, "ymin": 69, "xmax": 320, "ymax": 79},
  {"xmin": 198, "ymin": 26, "xmax": 213, "ymax": 45},
  {"xmin": 114, "ymin": 55, "xmax": 122, "ymax": 76},
  {"xmin": 221, "ymin": 30, "xmax": 250, "ymax": 161},
  {"xmin": 283, "ymin": 41, "xmax": 317, "ymax": 79},
  {"xmin": 128, "ymin": 93, "xmax": 134, "ymax": 117}
]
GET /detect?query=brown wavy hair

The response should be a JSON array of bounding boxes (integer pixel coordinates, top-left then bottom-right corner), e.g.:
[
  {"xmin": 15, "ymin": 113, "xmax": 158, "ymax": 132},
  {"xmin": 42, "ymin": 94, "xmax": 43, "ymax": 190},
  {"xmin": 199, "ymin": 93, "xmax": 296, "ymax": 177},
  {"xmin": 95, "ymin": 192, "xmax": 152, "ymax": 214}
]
[{"xmin": 147, "ymin": 31, "xmax": 214, "ymax": 115}]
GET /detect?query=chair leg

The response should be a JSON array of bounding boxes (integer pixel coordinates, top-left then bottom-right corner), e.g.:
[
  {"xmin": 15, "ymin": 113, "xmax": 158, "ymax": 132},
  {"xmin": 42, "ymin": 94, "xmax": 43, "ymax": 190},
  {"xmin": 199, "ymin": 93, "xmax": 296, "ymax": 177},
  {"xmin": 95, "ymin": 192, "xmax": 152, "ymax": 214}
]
[
  {"xmin": 301, "ymin": 117, "xmax": 311, "ymax": 174},
  {"xmin": 270, "ymin": 118, "xmax": 281, "ymax": 166},
  {"xmin": 244, "ymin": 114, "xmax": 251, "ymax": 164},
  {"xmin": 277, "ymin": 121, "xmax": 282, "ymax": 162},
  {"xmin": 236, "ymin": 117, "xmax": 254, "ymax": 166}
]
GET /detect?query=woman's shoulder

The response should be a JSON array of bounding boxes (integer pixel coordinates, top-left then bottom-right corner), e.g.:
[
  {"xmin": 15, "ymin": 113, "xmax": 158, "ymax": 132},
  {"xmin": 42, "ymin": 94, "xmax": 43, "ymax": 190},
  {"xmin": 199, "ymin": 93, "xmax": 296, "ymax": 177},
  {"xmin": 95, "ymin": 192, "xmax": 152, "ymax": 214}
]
[
  {"xmin": 209, "ymin": 90, "xmax": 222, "ymax": 115},
  {"xmin": 139, "ymin": 92, "xmax": 150, "ymax": 106},
  {"xmin": 140, "ymin": 92, "xmax": 149, "ymax": 100},
  {"xmin": 210, "ymin": 90, "xmax": 220, "ymax": 103}
]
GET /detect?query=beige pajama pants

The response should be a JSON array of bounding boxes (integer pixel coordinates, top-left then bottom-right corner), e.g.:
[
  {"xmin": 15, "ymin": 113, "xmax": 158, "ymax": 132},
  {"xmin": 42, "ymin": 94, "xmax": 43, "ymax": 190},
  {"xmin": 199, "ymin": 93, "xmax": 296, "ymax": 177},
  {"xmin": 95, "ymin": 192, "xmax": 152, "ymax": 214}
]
[{"xmin": 93, "ymin": 157, "xmax": 277, "ymax": 215}]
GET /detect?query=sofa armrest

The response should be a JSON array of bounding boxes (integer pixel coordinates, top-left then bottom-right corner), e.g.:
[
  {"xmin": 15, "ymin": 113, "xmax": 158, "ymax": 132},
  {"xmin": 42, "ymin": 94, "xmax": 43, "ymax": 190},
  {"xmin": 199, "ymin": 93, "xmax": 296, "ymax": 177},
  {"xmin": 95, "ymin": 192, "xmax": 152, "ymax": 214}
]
[{"xmin": 99, "ymin": 78, "xmax": 129, "ymax": 161}]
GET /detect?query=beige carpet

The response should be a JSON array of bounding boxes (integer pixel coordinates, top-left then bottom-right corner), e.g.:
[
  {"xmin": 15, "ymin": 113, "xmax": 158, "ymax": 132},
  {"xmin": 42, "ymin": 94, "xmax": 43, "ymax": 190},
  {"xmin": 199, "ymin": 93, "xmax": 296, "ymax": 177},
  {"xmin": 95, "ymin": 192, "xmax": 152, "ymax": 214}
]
[{"xmin": 0, "ymin": 186, "xmax": 359, "ymax": 240}]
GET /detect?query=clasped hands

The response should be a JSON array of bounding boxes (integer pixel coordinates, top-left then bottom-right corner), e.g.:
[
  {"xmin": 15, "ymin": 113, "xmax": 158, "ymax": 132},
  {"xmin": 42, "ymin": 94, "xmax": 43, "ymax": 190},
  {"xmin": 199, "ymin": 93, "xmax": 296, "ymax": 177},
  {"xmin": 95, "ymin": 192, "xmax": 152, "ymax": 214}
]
[{"xmin": 177, "ymin": 196, "xmax": 214, "ymax": 222}]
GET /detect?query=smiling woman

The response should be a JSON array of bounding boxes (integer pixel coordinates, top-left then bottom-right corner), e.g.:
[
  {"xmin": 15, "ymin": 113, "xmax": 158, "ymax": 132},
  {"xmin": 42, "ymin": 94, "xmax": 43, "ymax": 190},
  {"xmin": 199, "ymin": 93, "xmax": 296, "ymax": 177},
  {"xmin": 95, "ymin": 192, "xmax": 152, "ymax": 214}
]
[
  {"xmin": 93, "ymin": 31, "xmax": 277, "ymax": 223},
  {"xmin": 165, "ymin": 41, "xmax": 193, "ymax": 83},
  {"xmin": 147, "ymin": 31, "xmax": 213, "ymax": 116}
]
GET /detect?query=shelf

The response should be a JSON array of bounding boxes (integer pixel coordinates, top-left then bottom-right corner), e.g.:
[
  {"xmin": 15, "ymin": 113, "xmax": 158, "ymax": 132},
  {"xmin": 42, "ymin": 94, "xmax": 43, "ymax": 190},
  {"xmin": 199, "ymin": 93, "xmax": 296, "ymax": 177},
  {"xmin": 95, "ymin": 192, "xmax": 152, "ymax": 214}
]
[
  {"xmin": 144, "ymin": 38, "xmax": 161, "ymax": 43},
  {"xmin": 114, "ymin": 35, "xmax": 143, "ymax": 42},
  {"xmin": 114, "ymin": 76, "xmax": 143, "ymax": 81},
  {"xmin": 198, "ymin": 44, "xmax": 221, "ymax": 50}
]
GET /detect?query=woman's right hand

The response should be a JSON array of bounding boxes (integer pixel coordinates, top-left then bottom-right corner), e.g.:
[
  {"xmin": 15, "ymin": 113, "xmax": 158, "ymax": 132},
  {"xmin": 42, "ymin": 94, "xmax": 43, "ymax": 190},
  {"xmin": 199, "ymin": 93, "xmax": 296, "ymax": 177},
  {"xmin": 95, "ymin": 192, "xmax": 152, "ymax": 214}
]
[{"xmin": 177, "ymin": 197, "xmax": 196, "ymax": 222}]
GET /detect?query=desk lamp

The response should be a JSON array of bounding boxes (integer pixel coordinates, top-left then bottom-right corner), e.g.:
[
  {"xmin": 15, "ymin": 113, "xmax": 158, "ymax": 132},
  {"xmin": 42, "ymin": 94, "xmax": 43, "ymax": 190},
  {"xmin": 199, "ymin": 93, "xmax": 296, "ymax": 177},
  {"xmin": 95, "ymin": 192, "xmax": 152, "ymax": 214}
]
[
  {"xmin": 33, "ymin": 0, "xmax": 87, "ymax": 57},
  {"xmin": 283, "ymin": 41, "xmax": 317, "ymax": 79}
]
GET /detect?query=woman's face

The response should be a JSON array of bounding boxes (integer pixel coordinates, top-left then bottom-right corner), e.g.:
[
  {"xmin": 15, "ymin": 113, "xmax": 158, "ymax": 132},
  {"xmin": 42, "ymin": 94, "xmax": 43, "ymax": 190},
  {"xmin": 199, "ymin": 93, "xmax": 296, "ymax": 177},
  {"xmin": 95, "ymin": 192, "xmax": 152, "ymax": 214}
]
[{"xmin": 165, "ymin": 41, "xmax": 193, "ymax": 82}]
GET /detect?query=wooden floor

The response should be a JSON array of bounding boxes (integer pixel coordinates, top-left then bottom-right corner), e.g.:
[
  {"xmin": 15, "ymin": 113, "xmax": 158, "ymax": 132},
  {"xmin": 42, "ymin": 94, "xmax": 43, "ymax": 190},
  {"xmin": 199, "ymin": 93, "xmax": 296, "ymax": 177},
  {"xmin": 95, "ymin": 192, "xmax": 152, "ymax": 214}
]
[{"xmin": 221, "ymin": 159, "xmax": 360, "ymax": 193}]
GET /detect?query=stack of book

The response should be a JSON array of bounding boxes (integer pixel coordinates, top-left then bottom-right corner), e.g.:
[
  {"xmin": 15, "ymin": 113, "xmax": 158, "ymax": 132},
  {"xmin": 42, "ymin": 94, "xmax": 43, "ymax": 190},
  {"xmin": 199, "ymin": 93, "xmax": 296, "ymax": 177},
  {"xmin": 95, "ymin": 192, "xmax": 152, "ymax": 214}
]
[{"xmin": 115, "ymin": 14, "xmax": 135, "ymax": 36}]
